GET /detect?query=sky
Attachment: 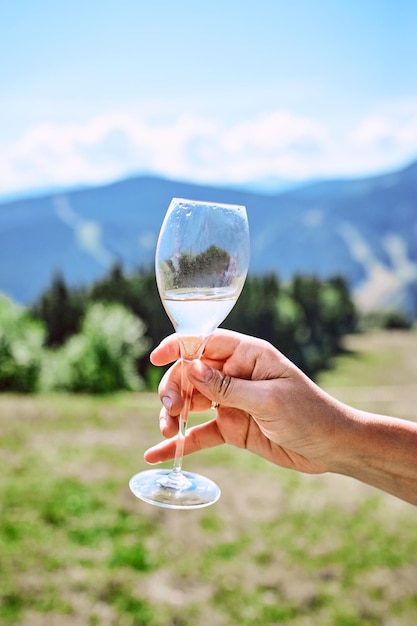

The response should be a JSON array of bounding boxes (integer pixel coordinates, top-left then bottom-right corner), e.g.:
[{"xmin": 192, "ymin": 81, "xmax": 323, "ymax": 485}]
[{"xmin": 1, "ymin": 0, "xmax": 417, "ymax": 198}]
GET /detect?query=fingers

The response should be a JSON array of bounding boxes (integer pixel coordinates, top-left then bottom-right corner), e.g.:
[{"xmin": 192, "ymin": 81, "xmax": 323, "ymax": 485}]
[
  {"xmin": 144, "ymin": 419, "xmax": 225, "ymax": 464},
  {"xmin": 158, "ymin": 407, "xmax": 180, "ymax": 438},
  {"xmin": 157, "ymin": 359, "xmax": 211, "ymax": 421},
  {"xmin": 158, "ymin": 359, "xmax": 183, "ymax": 416},
  {"xmin": 150, "ymin": 334, "xmax": 180, "ymax": 366},
  {"xmin": 150, "ymin": 329, "xmax": 289, "ymax": 443},
  {"xmin": 187, "ymin": 359, "xmax": 275, "ymax": 419},
  {"xmin": 150, "ymin": 329, "xmax": 244, "ymax": 366}
]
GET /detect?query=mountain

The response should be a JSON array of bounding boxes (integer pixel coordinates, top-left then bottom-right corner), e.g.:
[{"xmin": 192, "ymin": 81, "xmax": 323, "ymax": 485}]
[{"xmin": 1, "ymin": 160, "xmax": 417, "ymax": 316}]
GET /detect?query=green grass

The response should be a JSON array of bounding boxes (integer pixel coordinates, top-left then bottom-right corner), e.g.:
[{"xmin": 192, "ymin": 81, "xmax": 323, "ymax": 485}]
[
  {"xmin": 317, "ymin": 330, "xmax": 417, "ymax": 389},
  {"xmin": 1, "ymin": 331, "xmax": 417, "ymax": 625}
]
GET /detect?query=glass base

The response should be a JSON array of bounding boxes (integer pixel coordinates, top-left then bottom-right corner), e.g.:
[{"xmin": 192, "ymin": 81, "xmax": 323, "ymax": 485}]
[{"xmin": 129, "ymin": 468, "xmax": 221, "ymax": 510}]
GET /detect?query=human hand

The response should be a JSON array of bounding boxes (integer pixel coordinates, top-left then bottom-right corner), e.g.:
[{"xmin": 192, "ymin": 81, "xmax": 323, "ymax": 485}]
[{"xmin": 145, "ymin": 329, "xmax": 343, "ymax": 474}]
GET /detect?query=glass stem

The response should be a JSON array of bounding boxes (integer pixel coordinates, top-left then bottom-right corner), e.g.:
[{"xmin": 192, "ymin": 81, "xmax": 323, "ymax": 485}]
[{"xmin": 172, "ymin": 335, "xmax": 208, "ymax": 475}]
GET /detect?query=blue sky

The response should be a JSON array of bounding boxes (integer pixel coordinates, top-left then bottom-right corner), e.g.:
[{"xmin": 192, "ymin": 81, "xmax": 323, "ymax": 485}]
[{"xmin": 1, "ymin": 0, "xmax": 416, "ymax": 196}]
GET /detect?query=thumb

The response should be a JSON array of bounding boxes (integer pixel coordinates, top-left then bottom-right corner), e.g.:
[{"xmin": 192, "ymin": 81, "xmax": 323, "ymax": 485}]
[{"xmin": 188, "ymin": 359, "xmax": 259, "ymax": 413}]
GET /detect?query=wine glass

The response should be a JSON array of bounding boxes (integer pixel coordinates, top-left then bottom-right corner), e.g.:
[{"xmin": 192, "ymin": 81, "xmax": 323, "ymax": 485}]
[{"xmin": 129, "ymin": 198, "xmax": 250, "ymax": 509}]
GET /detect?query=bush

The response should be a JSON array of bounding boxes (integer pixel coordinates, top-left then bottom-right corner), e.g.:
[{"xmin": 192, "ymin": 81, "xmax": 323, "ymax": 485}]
[
  {"xmin": 360, "ymin": 309, "xmax": 413, "ymax": 331},
  {"xmin": 0, "ymin": 295, "xmax": 45, "ymax": 392},
  {"xmin": 41, "ymin": 302, "xmax": 150, "ymax": 393}
]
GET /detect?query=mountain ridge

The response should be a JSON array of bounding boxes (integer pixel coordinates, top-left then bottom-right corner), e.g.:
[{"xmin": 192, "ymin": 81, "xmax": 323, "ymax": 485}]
[{"xmin": 1, "ymin": 160, "xmax": 417, "ymax": 317}]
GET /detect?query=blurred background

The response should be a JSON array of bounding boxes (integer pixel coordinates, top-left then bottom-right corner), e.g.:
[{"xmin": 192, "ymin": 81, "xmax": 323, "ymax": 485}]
[{"xmin": 1, "ymin": 2, "xmax": 417, "ymax": 625}]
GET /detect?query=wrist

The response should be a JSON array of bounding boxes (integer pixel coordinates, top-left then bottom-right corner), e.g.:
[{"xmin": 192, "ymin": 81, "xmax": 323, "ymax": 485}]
[{"xmin": 329, "ymin": 408, "xmax": 417, "ymax": 505}]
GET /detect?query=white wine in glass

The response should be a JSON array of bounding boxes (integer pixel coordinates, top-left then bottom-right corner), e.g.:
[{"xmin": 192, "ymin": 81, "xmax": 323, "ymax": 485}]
[{"xmin": 129, "ymin": 198, "xmax": 250, "ymax": 509}]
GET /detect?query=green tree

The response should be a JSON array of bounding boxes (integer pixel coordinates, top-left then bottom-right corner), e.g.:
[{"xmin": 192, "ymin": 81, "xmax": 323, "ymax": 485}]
[
  {"xmin": 32, "ymin": 273, "xmax": 84, "ymax": 346},
  {"xmin": 90, "ymin": 266, "xmax": 172, "ymax": 376},
  {"xmin": 290, "ymin": 274, "xmax": 357, "ymax": 375},
  {"xmin": 90, "ymin": 263, "xmax": 129, "ymax": 305},
  {"xmin": 226, "ymin": 273, "xmax": 281, "ymax": 344}
]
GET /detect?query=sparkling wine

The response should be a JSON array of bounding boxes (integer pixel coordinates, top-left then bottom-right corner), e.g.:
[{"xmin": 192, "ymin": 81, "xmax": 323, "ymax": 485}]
[{"xmin": 162, "ymin": 287, "xmax": 238, "ymax": 336}]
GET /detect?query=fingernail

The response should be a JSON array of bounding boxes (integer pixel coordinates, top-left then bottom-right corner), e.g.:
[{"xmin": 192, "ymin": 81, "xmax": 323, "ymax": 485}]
[
  {"xmin": 191, "ymin": 360, "xmax": 213, "ymax": 383},
  {"xmin": 162, "ymin": 396, "xmax": 172, "ymax": 411}
]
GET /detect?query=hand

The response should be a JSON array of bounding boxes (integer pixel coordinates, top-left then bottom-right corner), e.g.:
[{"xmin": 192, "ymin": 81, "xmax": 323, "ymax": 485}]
[
  {"xmin": 144, "ymin": 329, "xmax": 417, "ymax": 505},
  {"xmin": 145, "ymin": 329, "xmax": 343, "ymax": 474}
]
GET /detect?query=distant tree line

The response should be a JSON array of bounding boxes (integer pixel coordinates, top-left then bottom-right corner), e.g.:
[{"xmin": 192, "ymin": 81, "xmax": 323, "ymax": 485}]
[
  {"xmin": 0, "ymin": 264, "xmax": 360, "ymax": 393},
  {"xmin": 27, "ymin": 264, "xmax": 357, "ymax": 388}
]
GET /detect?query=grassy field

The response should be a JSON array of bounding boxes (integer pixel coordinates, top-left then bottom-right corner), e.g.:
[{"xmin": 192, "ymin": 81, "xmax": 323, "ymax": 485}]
[{"xmin": 1, "ymin": 330, "xmax": 417, "ymax": 625}]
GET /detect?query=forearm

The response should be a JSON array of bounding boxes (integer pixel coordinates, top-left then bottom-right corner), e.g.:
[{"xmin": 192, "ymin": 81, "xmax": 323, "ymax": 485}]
[{"xmin": 331, "ymin": 407, "xmax": 417, "ymax": 505}]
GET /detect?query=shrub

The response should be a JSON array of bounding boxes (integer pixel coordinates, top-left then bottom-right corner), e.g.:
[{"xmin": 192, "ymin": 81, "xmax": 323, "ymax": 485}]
[
  {"xmin": 0, "ymin": 295, "xmax": 45, "ymax": 392},
  {"xmin": 41, "ymin": 302, "xmax": 149, "ymax": 393},
  {"xmin": 360, "ymin": 309, "xmax": 413, "ymax": 331}
]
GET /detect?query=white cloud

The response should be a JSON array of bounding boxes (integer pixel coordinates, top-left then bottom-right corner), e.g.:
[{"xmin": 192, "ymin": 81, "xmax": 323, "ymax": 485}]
[
  {"xmin": 0, "ymin": 101, "xmax": 416, "ymax": 196},
  {"xmin": 348, "ymin": 104, "xmax": 417, "ymax": 171},
  {"xmin": 223, "ymin": 111, "xmax": 326, "ymax": 153}
]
